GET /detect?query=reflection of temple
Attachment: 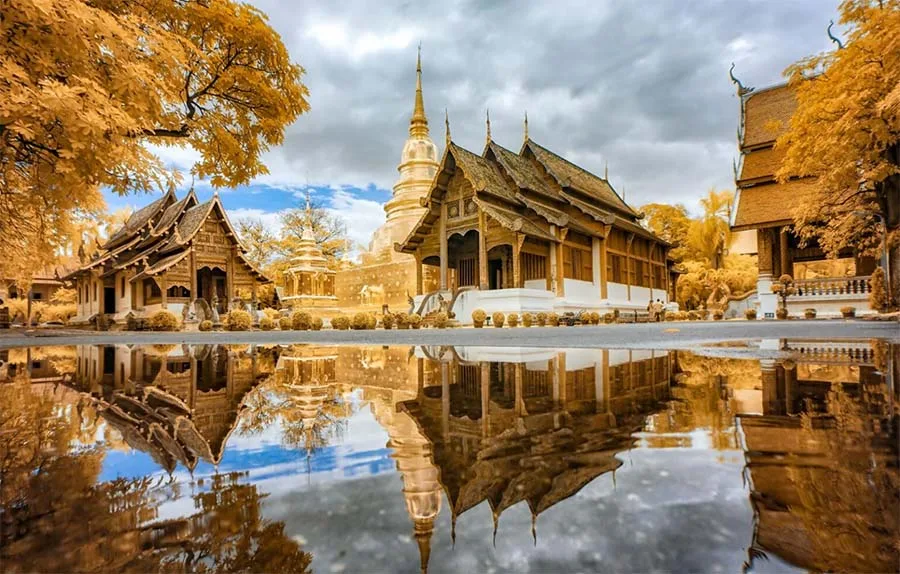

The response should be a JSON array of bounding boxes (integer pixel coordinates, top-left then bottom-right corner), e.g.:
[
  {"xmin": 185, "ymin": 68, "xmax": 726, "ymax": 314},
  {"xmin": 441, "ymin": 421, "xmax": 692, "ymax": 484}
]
[
  {"xmin": 398, "ymin": 348, "xmax": 672, "ymax": 569},
  {"xmin": 71, "ymin": 344, "xmax": 276, "ymax": 472},
  {"xmin": 737, "ymin": 340, "xmax": 899, "ymax": 573}
]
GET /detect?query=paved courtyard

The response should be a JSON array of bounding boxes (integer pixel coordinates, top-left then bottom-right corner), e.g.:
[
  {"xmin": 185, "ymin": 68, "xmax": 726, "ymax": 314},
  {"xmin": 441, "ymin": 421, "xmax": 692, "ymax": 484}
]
[{"xmin": 0, "ymin": 320, "xmax": 896, "ymax": 349}]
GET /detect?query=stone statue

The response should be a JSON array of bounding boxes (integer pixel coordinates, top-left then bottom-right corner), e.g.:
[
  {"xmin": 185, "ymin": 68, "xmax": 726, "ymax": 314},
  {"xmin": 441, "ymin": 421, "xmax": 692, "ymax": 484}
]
[
  {"xmin": 407, "ymin": 291, "xmax": 415, "ymax": 314},
  {"xmin": 210, "ymin": 296, "xmax": 221, "ymax": 324},
  {"xmin": 436, "ymin": 293, "xmax": 449, "ymax": 314},
  {"xmin": 706, "ymin": 282, "xmax": 732, "ymax": 312},
  {"xmin": 193, "ymin": 298, "xmax": 212, "ymax": 321},
  {"xmin": 181, "ymin": 302, "xmax": 190, "ymax": 323}
]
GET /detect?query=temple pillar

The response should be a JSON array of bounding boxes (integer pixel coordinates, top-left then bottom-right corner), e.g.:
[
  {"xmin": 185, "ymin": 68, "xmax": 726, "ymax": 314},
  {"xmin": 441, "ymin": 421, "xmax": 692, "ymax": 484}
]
[
  {"xmin": 556, "ymin": 228, "xmax": 567, "ymax": 297},
  {"xmin": 549, "ymin": 225, "xmax": 558, "ymax": 293},
  {"xmin": 779, "ymin": 227, "xmax": 793, "ymax": 278},
  {"xmin": 551, "ymin": 357, "xmax": 559, "ymax": 403},
  {"xmin": 599, "ymin": 237, "xmax": 608, "ymax": 299},
  {"xmin": 757, "ymin": 228, "xmax": 777, "ymax": 319},
  {"xmin": 439, "ymin": 202, "xmax": 448, "ymax": 290},
  {"xmin": 478, "ymin": 209, "xmax": 488, "ymax": 290},
  {"xmin": 557, "ymin": 352, "xmax": 567, "ymax": 407},
  {"xmin": 227, "ymin": 246, "xmax": 235, "ymax": 302},
  {"xmin": 513, "ymin": 233, "xmax": 524, "ymax": 288},
  {"xmin": 161, "ymin": 275, "xmax": 168, "ymax": 309},
  {"xmin": 415, "ymin": 252, "xmax": 424, "ymax": 296},
  {"xmin": 189, "ymin": 248, "xmax": 197, "ymax": 303}
]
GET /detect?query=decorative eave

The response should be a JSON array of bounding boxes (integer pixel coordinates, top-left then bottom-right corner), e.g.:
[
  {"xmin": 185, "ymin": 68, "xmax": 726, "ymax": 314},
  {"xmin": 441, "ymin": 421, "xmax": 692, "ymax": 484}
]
[
  {"xmin": 63, "ymin": 235, "xmax": 143, "ymax": 280},
  {"xmin": 473, "ymin": 195, "xmax": 556, "ymax": 242},
  {"xmin": 102, "ymin": 187, "xmax": 177, "ymax": 250},
  {"xmin": 130, "ymin": 250, "xmax": 190, "ymax": 282}
]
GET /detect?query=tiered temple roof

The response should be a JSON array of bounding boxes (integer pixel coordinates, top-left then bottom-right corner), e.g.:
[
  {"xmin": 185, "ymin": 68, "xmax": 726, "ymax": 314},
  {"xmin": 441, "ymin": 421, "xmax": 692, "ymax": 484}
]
[
  {"xmin": 66, "ymin": 191, "xmax": 268, "ymax": 283},
  {"xmin": 397, "ymin": 137, "xmax": 659, "ymax": 255},
  {"xmin": 731, "ymin": 83, "xmax": 819, "ymax": 231}
]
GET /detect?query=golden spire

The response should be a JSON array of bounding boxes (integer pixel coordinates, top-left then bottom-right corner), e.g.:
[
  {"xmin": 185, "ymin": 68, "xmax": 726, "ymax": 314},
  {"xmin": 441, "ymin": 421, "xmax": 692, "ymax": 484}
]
[
  {"xmin": 445, "ymin": 108, "xmax": 451, "ymax": 146},
  {"xmin": 485, "ymin": 108, "xmax": 491, "ymax": 146},
  {"xmin": 523, "ymin": 111, "xmax": 529, "ymax": 143},
  {"xmin": 409, "ymin": 43, "xmax": 429, "ymax": 137}
]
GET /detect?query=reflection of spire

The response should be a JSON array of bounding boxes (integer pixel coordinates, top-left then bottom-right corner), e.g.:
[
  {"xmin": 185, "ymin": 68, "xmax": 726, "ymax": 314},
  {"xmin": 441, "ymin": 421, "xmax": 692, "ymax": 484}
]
[
  {"xmin": 410, "ymin": 44, "xmax": 429, "ymax": 138},
  {"xmin": 492, "ymin": 509, "xmax": 499, "ymax": 547},
  {"xmin": 415, "ymin": 523, "xmax": 432, "ymax": 574},
  {"xmin": 531, "ymin": 510, "xmax": 537, "ymax": 546}
]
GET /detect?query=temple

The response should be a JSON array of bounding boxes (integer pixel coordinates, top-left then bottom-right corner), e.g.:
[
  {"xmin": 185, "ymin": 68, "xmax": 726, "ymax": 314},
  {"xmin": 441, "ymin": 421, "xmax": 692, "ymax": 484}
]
[
  {"xmin": 65, "ymin": 190, "xmax": 270, "ymax": 326},
  {"xmin": 729, "ymin": 77, "xmax": 880, "ymax": 318},
  {"xmin": 396, "ymin": 120, "xmax": 676, "ymax": 321}
]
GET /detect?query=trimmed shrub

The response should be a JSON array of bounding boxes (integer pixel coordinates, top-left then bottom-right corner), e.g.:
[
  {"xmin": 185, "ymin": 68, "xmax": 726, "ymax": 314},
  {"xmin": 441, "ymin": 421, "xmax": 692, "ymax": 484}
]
[
  {"xmin": 546, "ymin": 312, "xmax": 559, "ymax": 327},
  {"xmin": 603, "ymin": 312, "xmax": 615, "ymax": 324},
  {"xmin": 199, "ymin": 320, "xmax": 213, "ymax": 332},
  {"xmin": 291, "ymin": 311, "xmax": 312, "ymax": 331},
  {"xmin": 804, "ymin": 308, "xmax": 816, "ymax": 319},
  {"xmin": 259, "ymin": 316, "xmax": 275, "ymax": 331},
  {"xmin": 687, "ymin": 310, "xmax": 700, "ymax": 321},
  {"xmin": 666, "ymin": 313, "xmax": 677, "ymax": 321},
  {"xmin": 492, "ymin": 311, "xmax": 505, "ymax": 328},
  {"xmin": 507, "ymin": 312, "xmax": 519, "ymax": 328},
  {"xmin": 472, "ymin": 308, "xmax": 487, "ymax": 328},
  {"xmin": 395, "ymin": 312, "xmax": 410, "ymax": 329},
  {"xmin": 367, "ymin": 313, "xmax": 377, "ymax": 330},
  {"xmin": 382, "ymin": 313, "xmax": 395, "ymax": 330},
  {"xmin": 433, "ymin": 312, "xmax": 449, "ymax": 328},
  {"xmin": 840, "ymin": 306, "xmax": 856, "ymax": 318},
  {"xmin": 279, "ymin": 316, "xmax": 292, "ymax": 330},
  {"xmin": 776, "ymin": 308, "xmax": 789, "ymax": 320},
  {"xmin": 311, "ymin": 316, "xmax": 324, "ymax": 331},
  {"xmin": 408, "ymin": 313, "xmax": 423, "ymax": 329},
  {"xmin": 148, "ymin": 310, "xmax": 180, "ymax": 331},
  {"xmin": 589, "ymin": 312, "xmax": 600, "ymax": 325},
  {"xmin": 745, "ymin": 308, "xmax": 757, "ymax": 320},
  {"xmin": 224, "ymin": 309, "xmax": 252, "ymax": 331},
  {"xmin": 536, "ymin": 312, "xmax": 547, "ymax": 327},
  {"xmin": 869, "ymin": 267, "xmax": 888, "ymax": 311},
  {"xmin": 331, "ymin": 316, "xmax": 351, "ymax": 330},
  {"xmin": 521, "ymin": 312, "xmax": 533, "ymax": 327},
  {"xmin": 712, "ymin": 310, "xmax": 724, "ymax": 321},
  {"xmin": 352, "ymin": 312, "xmax": 371, "ymax": 330},
  {"xmin": 262, "ymin": 308, "xmax": 280, "ymax": 321}
]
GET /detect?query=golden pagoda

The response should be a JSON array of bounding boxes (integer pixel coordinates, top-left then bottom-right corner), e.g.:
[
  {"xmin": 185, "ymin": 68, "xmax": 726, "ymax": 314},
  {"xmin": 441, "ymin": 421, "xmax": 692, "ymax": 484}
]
[
  {"xmin": 281, "ymin": 191, "xmax": 339, "ymax": 310},
  {"xmin": 333, "ymin": 48, "xmax": 440, "ymax": 313}
]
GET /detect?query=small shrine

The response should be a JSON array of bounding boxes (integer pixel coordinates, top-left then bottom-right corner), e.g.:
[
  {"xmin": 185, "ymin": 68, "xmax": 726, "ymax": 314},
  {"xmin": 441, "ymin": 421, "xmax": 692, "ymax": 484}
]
[{"xmin": 281, "ymin": 192, "xmax": 339, "ymax": 310}]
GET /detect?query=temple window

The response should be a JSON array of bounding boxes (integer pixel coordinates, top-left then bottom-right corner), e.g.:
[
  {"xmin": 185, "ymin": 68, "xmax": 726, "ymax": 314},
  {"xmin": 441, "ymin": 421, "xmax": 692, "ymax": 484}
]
[
  {"xmin": 609, "ymin": 254, "xmax": 626, "ymax": 283},
  {"xmin": 521, "ymin": 253, "xmax": 546, "ymax": 282},
  {"xmin": 166, "ymin": 285, "xmax": 191, "ymax": 299},
  {"xmin": 144, "ymin": 278, "xmax": 161, "ymax": 304},
  {"xmin": 563, "ymin": 244, "xmax": 592, "ymax": 281}
]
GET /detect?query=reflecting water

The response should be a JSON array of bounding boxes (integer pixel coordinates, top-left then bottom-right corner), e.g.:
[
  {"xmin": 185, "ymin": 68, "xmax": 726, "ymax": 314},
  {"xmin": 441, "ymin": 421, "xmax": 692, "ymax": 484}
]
[{"xmin": 0, "ymin": 342, "xmax": 896, "ymax": 573}]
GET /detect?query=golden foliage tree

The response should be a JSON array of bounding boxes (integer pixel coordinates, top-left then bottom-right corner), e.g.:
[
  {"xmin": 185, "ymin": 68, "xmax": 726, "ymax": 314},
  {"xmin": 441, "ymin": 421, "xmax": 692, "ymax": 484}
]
[
  {"xmin": 0, "ymin": 0, "xmax": 309, "ymax": 283},
  {"xmin": 777, "ymin": 0, "xmax": 900, "ymax": 258},
  {"xmin": 279, "ymin": 200, "xmax": 351, "ymax": 267}
]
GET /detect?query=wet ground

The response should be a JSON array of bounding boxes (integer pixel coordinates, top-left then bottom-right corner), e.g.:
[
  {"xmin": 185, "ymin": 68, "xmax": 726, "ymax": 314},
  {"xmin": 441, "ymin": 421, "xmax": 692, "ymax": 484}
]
[
  {"xmin": 0, "ymin": 319, "xmax": 897, "ymax": 349},
  {"xmin": 1, "ymin": 340, "xmax": 897, "ymax": 573}
]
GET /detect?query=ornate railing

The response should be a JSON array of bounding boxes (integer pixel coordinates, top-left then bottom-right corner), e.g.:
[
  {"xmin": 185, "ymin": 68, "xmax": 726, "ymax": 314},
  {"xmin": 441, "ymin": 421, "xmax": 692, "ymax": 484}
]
[{"xmin": 793, "ymin": 276, "xmax": 871, "ymax": 297}]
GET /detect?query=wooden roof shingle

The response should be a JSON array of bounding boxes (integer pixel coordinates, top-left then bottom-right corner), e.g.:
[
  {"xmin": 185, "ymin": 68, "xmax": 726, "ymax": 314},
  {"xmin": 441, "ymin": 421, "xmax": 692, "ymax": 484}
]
[
  {"xmin": 732, "ymin": 178, "xmax": 819, "ymax": 230},
  {"xmin": 742, "ymin": 84, "xmax": 796, "ymax": 149}
]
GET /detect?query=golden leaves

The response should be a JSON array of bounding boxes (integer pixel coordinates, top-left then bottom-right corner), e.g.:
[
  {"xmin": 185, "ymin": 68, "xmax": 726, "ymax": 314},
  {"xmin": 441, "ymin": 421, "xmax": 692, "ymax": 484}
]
[{"xmin": 0, "ymin": 0, "xmax": 309, "ymax": 283}]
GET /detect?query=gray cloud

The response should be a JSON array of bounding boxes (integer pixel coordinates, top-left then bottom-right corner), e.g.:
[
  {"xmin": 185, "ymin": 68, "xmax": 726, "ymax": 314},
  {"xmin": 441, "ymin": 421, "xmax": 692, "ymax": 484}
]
[{"xmin": 247, "ymin": 0, "xmax": 838, "ymax": 213}]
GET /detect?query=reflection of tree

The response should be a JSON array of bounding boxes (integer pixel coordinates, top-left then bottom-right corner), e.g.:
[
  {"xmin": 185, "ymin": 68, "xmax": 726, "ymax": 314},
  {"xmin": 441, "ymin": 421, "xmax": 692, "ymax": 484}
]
[
  {"xmin": 1, "ymin": 378, "xmax": 311, "ymax": 573},
  {"xmin": 240, "ymin": 367, "xmax": 354, "ymax": 455}
]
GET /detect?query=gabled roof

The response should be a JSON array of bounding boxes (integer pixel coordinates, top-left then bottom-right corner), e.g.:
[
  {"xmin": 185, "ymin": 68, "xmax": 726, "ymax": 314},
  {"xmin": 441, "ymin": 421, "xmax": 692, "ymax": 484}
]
[
  {"xmin": 731, "ymin": 178, "xmax": 819, "ymax": 231},
  {"xmin": 741, "ymin": 83, "xmax": 796, "ymax": 149},
  {"xmin": 152, "ymin": 189, "xmax": 198, "ymax": 236},
  {"xmin": 397, "ymin": 137, "xmax": 662, "ymax": 254},
  {"xmin": 103, "ymin": 188, "xmax": 176, "ymax": 250},
  {"xmin": 522, "ymin": 139, "xmax": 637, "ymax": 218}
]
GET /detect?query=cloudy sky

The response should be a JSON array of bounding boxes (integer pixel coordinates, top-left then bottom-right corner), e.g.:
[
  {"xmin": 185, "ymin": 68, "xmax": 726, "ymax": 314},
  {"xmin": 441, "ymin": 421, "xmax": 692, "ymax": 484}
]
[{"xmin": 108, "ymin": 0, "xmax": 841, "ymax": 254}]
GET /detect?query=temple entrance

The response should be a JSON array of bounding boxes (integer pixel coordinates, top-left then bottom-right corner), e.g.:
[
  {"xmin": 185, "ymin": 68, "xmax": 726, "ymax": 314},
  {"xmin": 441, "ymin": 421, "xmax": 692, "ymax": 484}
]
[
  {"xmin": 197, "ymin": 267, "xmax": 228, "ymax": 313},
  {"xmin": 488, "ymin": 259, "xmax": 503, "ymax": 290},
  {"xmin": 103, "ymin": 287, "xmax": 116, "ymax": 314},
  {"xmin": 448, "ymin": 230, "xmax": 480, "ymax": 288}
]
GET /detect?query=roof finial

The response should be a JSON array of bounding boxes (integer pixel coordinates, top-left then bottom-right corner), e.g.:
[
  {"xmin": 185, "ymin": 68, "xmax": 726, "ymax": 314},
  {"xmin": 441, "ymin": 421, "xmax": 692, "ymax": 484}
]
[
  {"xmin": 445, "ymin": 108, "xmax": 451, "ymax": 146},
  {"xmin": 485, "ymin": 108, "xmax": 491, "ymax": 146},
  {"xmin": 523, "ymin": 111, "xmax": 529, "ymax": 143},
  {"xmin": 604, "ymin": 160, "xmax": 609, "ymax": 180},
  {"xmin": 409, "ymin": 44, "xmax": 429, "ymax": 137},
  {"xmin": 729, "ymin": 62, "xmax": 754, "ymax": 96},
  {"xmin": 622, "ymin": 185, "xmax": 626, "ymax": 202},
  {"xmin": 828, "ymin": 20, "xmax": 844, "ymax": 49}
]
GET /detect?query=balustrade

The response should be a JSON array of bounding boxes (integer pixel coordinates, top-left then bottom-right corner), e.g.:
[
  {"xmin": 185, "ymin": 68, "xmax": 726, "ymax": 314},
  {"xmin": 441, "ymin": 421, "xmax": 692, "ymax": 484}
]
[{"xmin": 793, "ymin": 276, "xmax": 871, "ymax": 297}]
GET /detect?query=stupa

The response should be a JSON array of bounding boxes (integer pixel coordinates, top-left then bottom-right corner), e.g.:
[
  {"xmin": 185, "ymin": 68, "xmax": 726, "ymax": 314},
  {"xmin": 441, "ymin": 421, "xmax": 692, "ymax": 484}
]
[
  {"xmin": 334, "ymin": 47, "xmax": 440, "ymax": 312},
  {"xmin": 281, "ymin": 191, "xmax": 339, "ymax": 311}
]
